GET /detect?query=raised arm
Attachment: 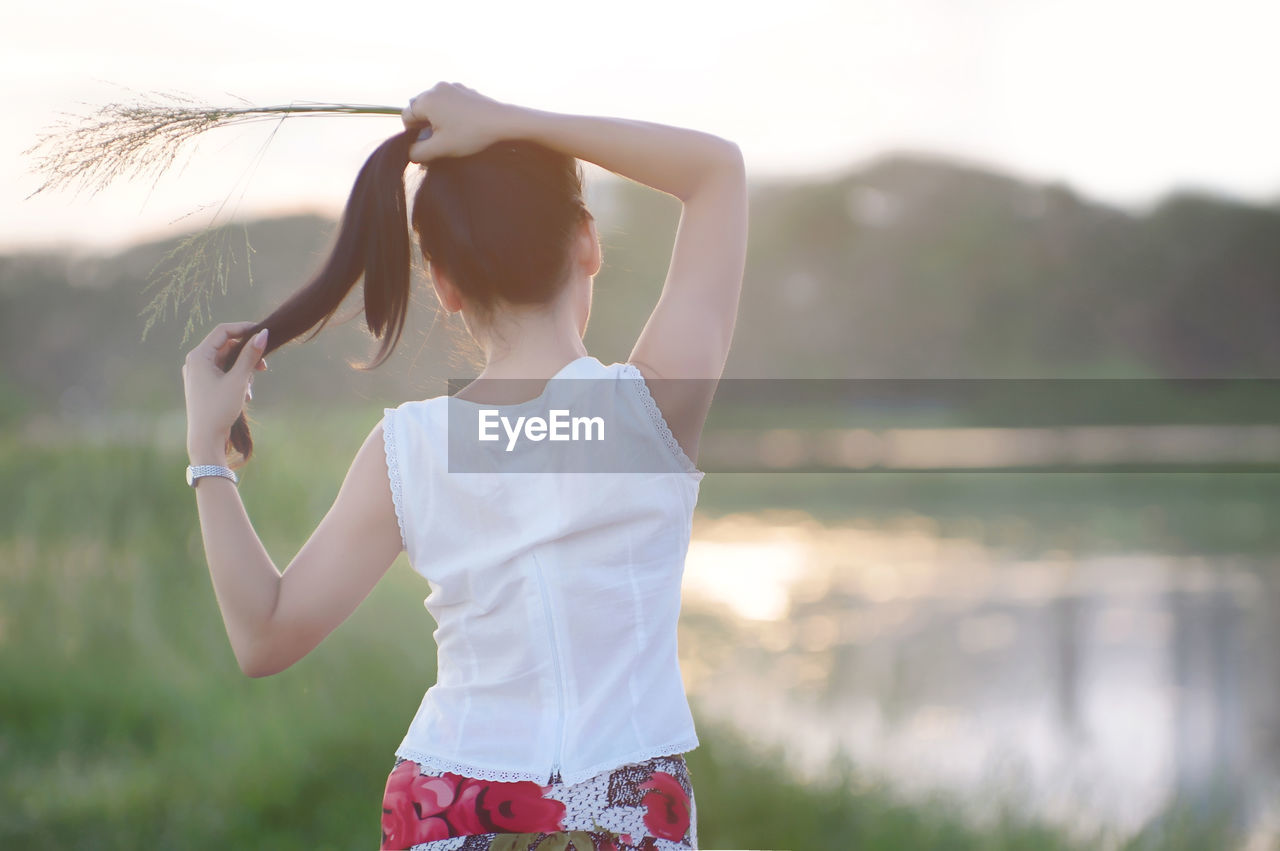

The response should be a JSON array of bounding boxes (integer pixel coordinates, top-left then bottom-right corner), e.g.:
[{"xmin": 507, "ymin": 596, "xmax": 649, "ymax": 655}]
[
  {"xmin": 504, "ymin": 106, "xmax": 748, "ymax": 380},
  {"xmin": 403, "ymin": 84, "xmax": 748, "ymax": 460},
  {"xmin": 505, "ymin": 108, "xmax": 746, "ymax": 460}
]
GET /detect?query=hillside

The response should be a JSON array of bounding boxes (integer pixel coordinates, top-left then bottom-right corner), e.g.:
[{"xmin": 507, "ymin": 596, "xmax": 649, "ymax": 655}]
[{"xmin": 2, "ymin": 151, "xmax": 1278, "ymax": 430}]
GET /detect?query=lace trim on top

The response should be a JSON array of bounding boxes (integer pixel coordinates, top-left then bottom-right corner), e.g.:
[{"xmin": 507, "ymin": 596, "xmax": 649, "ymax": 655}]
[
  {"xmin": 619, "ymin": 364, "xmax": 705, "ymax": 480},
  {"xmin": 394, "ymin": 734, "xmax": 701, "ymax": 787},
  {"xmin": 559, "ymin": 735, "xmax": 701, "ymax": 787},
  {"xmin": 382, "ymin": 408, "xmax": 408, "ymax": 553},
  {"xmin": 393, "ymin": 747, "xmax": 542, "ymax": 783}
]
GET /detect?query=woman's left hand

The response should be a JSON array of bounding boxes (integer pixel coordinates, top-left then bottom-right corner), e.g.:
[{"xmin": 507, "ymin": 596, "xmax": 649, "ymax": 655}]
[{"xmin": 182, "ymin": 321, "xmax": 269, "ymax": 459}]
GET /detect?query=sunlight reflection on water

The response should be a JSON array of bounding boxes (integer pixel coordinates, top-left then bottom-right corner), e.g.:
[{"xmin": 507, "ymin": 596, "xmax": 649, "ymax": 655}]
[
  {"xmin": 683, "ymin": 521, "xmax": 810, "ymax": 621},
  {"xmin": 678, "ymin": 511, "xmax": 1280, "ymax": 844}
]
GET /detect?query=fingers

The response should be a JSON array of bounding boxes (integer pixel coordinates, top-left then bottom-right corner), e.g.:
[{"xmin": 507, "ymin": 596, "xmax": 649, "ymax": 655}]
[
  {"xmin": 188, "ymin": 321, "xmax": 256, "ymax": 362},
  {"xmin": 402, "ymin": 90, "xmax": 432, "ymax": 128},
  {"xmin": 186, "ymin": 322, "xmax": 256, "ymax": 374},
  {"xmin": 403, "ymin": 83, "xmax": 456, "ymax": 129},
  {"xmin": 200, "ymin": 321, "xmax": 258, "ymax": 351},
  {"xmin": 408, "ymin": 123, "xmax": 441, "ymax": 164},
  {"xmin": 234, "ymin": 329, "xmax": 268, "ymax": 375}
]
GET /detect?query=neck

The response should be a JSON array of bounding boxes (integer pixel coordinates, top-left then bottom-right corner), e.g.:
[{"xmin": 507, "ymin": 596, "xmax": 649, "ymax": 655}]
[{"xmin": 472, "ymin": 294, "xmax": 588, "ymax": 380}]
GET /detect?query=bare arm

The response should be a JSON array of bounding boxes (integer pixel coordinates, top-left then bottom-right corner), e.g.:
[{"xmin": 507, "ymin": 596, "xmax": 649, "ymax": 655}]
[
  {"xmin": 505, "ymin": 106, "xmax": 742, "ymax": 205},
  {"xmin": 509, "ymin": 107, "xmax": 747, "ymax": 458},
  {"xmin": 189, "ymin": 420, "xmax": 403, "ymax": 677},
  {"xmin": 404, "ymin": 83, "xmax": 739, "ymax": 204}
]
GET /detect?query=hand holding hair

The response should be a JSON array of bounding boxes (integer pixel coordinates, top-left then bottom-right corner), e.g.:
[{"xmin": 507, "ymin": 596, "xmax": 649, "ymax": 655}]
[
  {"xmin": 182, "ymin": 322, "xmax": 269, "ymax": 462},
  {"xmin": 401, "ymin": 82, "xmax": 514, "ymax": 163}
]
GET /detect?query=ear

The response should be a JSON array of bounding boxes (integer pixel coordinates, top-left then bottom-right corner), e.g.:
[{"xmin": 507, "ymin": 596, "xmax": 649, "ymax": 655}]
[
  {"xmin": 579, "ymin": 215, "xmax": 602, "ymax": 277},
  {"xmin": 428, "ymin": 261, "xmax": 464, "ymax": 313}
]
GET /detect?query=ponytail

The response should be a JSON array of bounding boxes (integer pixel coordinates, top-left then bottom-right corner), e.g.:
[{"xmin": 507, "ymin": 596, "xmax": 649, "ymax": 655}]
[
  {"xmin": 216, "ymin": 127, "xmax": 591, "ymax": 471},
  {"xmin": 218, "ymin": 127, "xmax": 416, "ymax": 469}
]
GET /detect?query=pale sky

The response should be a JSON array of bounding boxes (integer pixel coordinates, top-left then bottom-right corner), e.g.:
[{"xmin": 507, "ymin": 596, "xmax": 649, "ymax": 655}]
[{"xmin": 5, "ymin": 0, "xmax": 1279, "ymax": 254}]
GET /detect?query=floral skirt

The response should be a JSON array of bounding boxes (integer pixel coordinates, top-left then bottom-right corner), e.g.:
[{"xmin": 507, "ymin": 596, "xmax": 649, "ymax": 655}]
[{"xmin": 380, "ymin": 753, "xmax": 697, "ymax": 851}]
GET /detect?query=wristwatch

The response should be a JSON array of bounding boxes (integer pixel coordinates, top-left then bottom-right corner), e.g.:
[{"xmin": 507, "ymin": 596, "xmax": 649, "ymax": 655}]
[{"xmin": 186, "ymin": 464, "xmax": 239, "ymax": 487}]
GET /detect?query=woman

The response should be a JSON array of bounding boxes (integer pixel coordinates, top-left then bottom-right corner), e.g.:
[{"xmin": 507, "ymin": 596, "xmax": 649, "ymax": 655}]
[{"xmin": 181, "ymin": 82, "xmax": 748, "ymax": 850}]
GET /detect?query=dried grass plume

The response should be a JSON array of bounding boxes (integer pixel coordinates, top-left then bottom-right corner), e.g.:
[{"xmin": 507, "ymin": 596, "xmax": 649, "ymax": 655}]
[{"xmin": 22, "ymin": 86, "xmax": 402, "ymax": 343}]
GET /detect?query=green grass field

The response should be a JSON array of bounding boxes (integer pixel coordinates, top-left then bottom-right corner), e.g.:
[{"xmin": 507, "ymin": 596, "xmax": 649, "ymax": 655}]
[{"xmin": 0, "ymin": 413, "xmax": 1246, "ymax": 850}]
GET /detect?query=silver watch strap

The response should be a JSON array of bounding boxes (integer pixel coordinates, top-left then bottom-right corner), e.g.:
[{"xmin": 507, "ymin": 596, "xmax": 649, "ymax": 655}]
[{"xmin": 188, "ymin": 464, "xmax": 238, "ymax": 486}]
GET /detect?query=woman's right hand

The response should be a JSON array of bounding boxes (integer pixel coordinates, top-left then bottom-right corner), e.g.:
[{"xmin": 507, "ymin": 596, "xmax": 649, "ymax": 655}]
[{"xmin": 401, "ymin": 82, "xmax": 515, "ymax": 164}]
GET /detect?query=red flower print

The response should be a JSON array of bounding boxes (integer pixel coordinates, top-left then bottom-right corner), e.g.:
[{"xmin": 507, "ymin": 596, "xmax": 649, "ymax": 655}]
[
  {"xmin": 411, "ymin": 815, "xmax": 451, "ymax": 844},
  {"xmin": 440, "ymin": 774, "xmax": 566, "ymax": 834},
  {"xmin": 381, "ymin": 801, "xmax": 415, "ymax": 850},
  {"xmin": 383, "ymin": 761, "xmax": 422, "ymax": 817},
  {"xmin": 443, "ymin": 775, "xmax": 488, "ymax": 834},
  {"xmin": 384, "ymin": 762, "xmax": 458, "ymax": 818},
  {"xmin": 381, "ymin": 762, "xmax": 461, "ymax": 849},
  {"xmin": 638, "ymin": 770, "xmax": 690, "ymax": 841},
  {"xmin": 382, "ymin": 763, "xmax": 425, "ymax": 849},
  {"xmin": 381, "ymin": 799, "xmax": 449, "ymax": 848},
  {"xmin": 381, "ymin": 763, "xmax": 567, "ymax": 846},
  {"xmin": 413, "ymin": 775, "xmax": 458, "ymax": 818},
  {"xmin": 483, "ymin": 780, "xmax": 566, "ymax": 832}
]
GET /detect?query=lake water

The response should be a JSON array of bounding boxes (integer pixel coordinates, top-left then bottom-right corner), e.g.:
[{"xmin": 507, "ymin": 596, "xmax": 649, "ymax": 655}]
[{"xmin": 678, "ymin": 509, "xmax": 1280, "ymax": 846}]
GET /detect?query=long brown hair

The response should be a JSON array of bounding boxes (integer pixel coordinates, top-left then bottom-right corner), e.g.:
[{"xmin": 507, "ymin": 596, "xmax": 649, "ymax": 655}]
[{"xmin": 217, "ymin": 125, "xmax": 592, "ymax": 469}]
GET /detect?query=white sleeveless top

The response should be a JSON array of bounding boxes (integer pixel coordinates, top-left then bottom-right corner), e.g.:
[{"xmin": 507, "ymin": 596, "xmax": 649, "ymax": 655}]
[{"xmin": 380, "ymin": 356, "xmax": 704, "ymax": 786}]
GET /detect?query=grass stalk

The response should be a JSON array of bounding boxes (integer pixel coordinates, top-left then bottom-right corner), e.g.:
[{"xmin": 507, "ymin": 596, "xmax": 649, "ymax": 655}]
[{"xmin": 21, "ymin": 87, "xmax": 404, "ymax": 345}]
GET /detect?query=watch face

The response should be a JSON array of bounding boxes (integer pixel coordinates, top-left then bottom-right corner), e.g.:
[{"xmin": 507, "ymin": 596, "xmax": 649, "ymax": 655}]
[{"xmin": 186, "ymin": 466, "xmax": 195, "ymax": 486}]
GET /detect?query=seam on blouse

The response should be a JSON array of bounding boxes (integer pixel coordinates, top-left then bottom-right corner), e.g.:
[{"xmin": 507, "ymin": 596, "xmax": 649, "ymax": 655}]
[
  {"xmin": 625, "ymin": 554, "xmax": 646, "ymax": 748},
  {"xmin": 382, "ymin": 408, "xmax": 408, "ymax": 553},
  {"xmin": 619, "ymin": 363, "xmax": 706, "ymax": 480}
]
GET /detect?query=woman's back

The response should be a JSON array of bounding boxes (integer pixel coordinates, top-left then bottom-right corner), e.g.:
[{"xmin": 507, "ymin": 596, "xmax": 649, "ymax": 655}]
[{"xmin": 384, "ymin": 357, "xmax": 703, "ymax": 786}]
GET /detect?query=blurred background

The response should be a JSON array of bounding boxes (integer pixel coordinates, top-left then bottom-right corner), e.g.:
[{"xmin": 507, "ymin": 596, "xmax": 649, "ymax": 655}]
[{"xmin": 3, "ymin": 1, "xmax": 1279, "ymax": 849}]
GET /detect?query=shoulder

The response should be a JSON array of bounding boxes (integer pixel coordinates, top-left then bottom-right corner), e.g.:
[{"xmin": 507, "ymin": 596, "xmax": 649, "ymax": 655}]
[
  {"xmin": 383, "ymin": 396, "xmax": 448, "ymax": 430},
  {"xmin": 380, "ymin": 398, "xmax": 454, "ymax": 477},
  {"xmin": 595, "ymin": 360, "xmax": 643, "ymax": 382}
]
